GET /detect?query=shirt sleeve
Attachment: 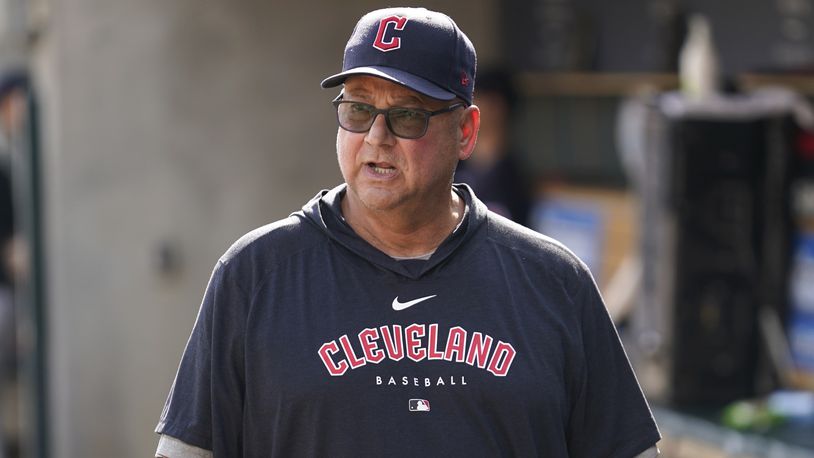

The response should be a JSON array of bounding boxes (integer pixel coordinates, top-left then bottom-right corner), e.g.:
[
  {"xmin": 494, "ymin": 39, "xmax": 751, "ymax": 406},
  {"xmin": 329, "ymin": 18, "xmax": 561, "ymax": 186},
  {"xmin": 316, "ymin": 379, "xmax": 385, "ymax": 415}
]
[
  {"xmin": 566, "ymin": 268, "xmax": 661, "ymax": 458},
  {"xmin": 635, "ymin": 446, "xmax": 660, "ymax": 458},
  {"xmin": 155, "ymin": 260, "xmax": 248, "ymax": 455},
  {"xmin": 155, "ymin": 434, "xmax": 213, "ymax": 457}
]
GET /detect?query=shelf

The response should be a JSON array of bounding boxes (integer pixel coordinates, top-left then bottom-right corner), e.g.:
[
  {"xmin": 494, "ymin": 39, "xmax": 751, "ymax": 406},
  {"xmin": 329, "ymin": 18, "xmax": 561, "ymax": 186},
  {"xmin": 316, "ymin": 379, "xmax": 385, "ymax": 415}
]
[
  {"xmin": 515, "ymin": 72, "xmax": 679, "ymax": 97},
  {"xmin": 514, "ymin": 72, "xmax": 814, "ymax": 97},
  {"xmin": 738, "ymin": 74, "xmax": 814, "ymax": 95}
]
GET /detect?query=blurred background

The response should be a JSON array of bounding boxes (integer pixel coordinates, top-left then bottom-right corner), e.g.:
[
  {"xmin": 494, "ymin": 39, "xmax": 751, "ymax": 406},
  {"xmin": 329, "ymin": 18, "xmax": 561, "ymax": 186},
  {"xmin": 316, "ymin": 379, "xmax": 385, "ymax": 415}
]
[{"xmin": 1, "ymin": 0, "xmax": 814, "ymax": 457}]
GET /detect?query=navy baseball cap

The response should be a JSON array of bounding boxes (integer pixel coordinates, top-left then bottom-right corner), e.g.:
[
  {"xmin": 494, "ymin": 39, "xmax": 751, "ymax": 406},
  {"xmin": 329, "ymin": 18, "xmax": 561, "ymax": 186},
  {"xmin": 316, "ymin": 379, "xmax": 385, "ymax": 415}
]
[{"xmin": 321, "ymin": 7, "xmax": 477, "ymax": 105}]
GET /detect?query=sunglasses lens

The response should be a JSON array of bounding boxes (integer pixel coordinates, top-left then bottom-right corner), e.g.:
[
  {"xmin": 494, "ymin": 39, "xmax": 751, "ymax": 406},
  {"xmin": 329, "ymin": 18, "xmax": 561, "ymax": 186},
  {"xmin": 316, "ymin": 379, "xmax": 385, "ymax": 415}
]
[
  {"xmin": 337, "ymin": 102, "xmax": 375, "ymax": 132},
  {"xmin": 388, "ymin": 108, "xmax": 428, "ymax": 139}
]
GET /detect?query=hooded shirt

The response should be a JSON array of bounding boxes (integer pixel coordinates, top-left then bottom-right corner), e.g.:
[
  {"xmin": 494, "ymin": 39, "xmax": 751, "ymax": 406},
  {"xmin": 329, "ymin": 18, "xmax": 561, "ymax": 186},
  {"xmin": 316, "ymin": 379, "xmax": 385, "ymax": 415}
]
[{"xmin": 156, "ymin": 184, "xmax": 660, "ymax": 457}]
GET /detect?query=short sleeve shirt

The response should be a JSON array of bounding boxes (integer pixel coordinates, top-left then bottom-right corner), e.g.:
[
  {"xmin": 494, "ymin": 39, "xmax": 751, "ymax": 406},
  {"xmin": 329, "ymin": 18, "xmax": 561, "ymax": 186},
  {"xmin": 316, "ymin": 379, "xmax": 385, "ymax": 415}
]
[{"xmin": 156, "ymin": 184, "xmax": 660, "ymax": 457}]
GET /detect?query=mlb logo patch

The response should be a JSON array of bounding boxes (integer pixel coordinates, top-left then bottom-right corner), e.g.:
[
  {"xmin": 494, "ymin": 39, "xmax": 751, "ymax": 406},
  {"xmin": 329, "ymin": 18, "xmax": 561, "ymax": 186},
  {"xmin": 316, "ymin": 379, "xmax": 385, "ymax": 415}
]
[{"xmin": 409, "ymin": 399, "xmax": 430, "ymax": 412}]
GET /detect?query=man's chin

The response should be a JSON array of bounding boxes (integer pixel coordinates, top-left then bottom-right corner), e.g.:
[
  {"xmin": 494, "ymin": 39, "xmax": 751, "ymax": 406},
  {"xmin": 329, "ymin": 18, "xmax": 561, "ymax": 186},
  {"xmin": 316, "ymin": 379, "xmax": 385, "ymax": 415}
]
[{"xmin": 348, "ymin": 186, "xmax": 405, "ymax": 213}]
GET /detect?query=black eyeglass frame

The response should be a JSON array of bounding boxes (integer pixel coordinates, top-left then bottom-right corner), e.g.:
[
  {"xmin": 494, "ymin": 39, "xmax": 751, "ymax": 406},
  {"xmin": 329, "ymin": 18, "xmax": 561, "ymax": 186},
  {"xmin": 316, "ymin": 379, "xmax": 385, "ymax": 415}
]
[{"xmin": 332, "ymin": 94, "xmax": 466, "ymax": 139}]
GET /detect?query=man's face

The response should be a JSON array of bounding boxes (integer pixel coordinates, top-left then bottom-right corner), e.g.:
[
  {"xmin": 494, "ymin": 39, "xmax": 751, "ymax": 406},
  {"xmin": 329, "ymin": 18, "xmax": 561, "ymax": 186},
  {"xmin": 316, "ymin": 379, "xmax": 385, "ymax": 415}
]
[{"xmin": 336, "ymin": 76, "xmax": 474, "ymax": 215}]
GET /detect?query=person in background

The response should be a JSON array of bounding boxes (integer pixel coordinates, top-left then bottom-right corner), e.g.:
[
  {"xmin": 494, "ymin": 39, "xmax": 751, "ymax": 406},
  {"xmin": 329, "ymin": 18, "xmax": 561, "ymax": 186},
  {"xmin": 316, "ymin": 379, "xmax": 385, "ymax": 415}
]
[
  {"xmin": 0, "ymin": 161, "xmax": 12, "ymax": 458},
  {"xmin": 454, "ymin": 67, "xmax": 532, "ymax": 226},
  {"xmin": 0, "ymin": 70, "xmax": 26, "ymax": 458}
]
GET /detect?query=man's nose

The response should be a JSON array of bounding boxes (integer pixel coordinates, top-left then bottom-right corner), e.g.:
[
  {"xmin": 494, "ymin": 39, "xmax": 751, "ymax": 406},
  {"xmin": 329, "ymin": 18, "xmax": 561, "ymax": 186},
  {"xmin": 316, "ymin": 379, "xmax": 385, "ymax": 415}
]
[{"xmin": 365, "ymin": 113, "xmax": 395, "ymax": 145}]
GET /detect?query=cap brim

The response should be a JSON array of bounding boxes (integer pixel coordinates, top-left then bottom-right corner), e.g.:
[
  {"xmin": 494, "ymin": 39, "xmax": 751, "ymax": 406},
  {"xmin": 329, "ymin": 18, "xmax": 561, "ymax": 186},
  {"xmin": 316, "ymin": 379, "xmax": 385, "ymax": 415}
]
[{"xmin": 321, "ymin": 66, "xmax": 456, "ymax": 101}]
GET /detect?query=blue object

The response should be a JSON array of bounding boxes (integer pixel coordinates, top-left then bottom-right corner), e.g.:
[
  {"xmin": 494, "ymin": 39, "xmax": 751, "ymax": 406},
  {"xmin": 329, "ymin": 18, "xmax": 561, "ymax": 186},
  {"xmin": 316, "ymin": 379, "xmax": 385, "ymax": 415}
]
[{"xmin": 531, "ymin": 199, "xmax": 604, "ymax": 283}]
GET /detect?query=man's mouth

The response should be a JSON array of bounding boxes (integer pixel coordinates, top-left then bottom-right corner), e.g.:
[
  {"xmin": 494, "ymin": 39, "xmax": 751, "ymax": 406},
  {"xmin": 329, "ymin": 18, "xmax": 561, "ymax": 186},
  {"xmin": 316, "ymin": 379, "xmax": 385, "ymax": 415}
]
[{"xmin": 367, "ymin": 162, "xmax": 397, "ymax": 177}]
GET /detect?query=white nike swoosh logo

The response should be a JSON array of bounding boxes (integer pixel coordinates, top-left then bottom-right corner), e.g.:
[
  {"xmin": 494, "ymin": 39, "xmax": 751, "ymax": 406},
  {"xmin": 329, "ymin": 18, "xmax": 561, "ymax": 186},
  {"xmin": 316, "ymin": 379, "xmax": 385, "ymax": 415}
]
[{"xmin": 392, "ymin": 295, "xmax": 437, "ymax": 311}]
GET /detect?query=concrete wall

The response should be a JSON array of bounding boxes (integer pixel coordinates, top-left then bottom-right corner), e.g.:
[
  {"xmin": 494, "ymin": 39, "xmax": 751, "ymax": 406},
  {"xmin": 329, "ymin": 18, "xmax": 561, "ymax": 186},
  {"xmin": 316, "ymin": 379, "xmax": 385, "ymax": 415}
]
[{"xmin": 30, "ymin": 1, "xmax": 497, "ymax": 456}]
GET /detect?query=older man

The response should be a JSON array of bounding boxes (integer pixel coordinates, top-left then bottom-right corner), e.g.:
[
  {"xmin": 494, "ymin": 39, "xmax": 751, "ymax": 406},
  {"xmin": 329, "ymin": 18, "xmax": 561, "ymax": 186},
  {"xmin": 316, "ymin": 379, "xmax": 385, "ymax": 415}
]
[{"xmin": 156, "ymin": 7, "xmax": 660, "ymax": 457}]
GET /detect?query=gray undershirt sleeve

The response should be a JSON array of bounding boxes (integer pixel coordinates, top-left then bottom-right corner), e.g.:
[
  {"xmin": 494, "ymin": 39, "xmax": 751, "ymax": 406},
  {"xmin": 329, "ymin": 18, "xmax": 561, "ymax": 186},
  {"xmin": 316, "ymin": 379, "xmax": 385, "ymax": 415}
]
[{"xmin": 155, "ymin": 434, "xmax": 213, "ymax": 458}]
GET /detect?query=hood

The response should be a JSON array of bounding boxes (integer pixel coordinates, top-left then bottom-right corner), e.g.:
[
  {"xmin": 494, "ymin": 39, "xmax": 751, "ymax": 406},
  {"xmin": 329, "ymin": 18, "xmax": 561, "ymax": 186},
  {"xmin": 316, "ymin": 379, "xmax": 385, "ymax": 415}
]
[{"xmin": 297, "ymin": 183, "xmax": 488, "ymax": 279}]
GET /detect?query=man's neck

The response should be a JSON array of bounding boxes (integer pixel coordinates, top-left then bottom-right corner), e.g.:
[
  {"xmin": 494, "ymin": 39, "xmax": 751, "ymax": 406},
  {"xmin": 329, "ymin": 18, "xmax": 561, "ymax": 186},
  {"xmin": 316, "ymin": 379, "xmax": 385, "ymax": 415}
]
[{"xmin": 341, "ymin": 189, "xmax": 465, "ymax": 258}]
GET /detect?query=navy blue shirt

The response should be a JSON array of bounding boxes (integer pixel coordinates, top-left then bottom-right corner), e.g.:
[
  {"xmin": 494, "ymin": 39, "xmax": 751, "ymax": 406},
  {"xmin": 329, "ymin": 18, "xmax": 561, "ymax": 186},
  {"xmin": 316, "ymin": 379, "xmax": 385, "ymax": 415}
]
[{"xmin": 156, "ymin": 184, "xmax": 660, "ymax": 457}]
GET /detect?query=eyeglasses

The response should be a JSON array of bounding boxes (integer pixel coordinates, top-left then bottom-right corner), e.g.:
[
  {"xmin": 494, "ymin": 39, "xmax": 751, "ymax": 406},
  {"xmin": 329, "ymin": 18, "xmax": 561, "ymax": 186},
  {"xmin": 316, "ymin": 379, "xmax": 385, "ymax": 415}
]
[{"xmin": 332, "ymin": 95, "xmax": 465, "ymax": 139}]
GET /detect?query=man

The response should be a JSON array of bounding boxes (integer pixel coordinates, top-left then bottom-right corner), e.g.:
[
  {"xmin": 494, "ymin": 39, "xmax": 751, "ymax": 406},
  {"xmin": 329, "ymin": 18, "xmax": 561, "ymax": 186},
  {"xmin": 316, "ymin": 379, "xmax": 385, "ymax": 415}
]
[
  {"xmin": 156, "ymin": 7, "xmax": 661, "ymax": 457},
  {"xmin": 0, "ymin": 71, "xmax": 26, "ymax": 458},
  {"xmin": 454, "ymin": 67, "xmax": 532, "ymax": 226}
]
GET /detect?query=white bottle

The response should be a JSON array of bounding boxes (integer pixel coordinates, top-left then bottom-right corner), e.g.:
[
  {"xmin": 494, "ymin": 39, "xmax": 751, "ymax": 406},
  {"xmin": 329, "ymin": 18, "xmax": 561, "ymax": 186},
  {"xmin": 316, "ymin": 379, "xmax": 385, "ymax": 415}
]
[{"xmin": 679, "ymin": 14, "xmax": 720, "ymax": 100}]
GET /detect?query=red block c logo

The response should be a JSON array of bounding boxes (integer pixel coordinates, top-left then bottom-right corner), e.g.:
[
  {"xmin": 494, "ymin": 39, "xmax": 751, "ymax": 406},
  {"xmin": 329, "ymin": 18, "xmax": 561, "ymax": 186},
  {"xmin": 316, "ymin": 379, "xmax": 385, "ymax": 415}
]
[{"xmin": 373, "ymin": 16, "xmax": 408, "ymax": 52}]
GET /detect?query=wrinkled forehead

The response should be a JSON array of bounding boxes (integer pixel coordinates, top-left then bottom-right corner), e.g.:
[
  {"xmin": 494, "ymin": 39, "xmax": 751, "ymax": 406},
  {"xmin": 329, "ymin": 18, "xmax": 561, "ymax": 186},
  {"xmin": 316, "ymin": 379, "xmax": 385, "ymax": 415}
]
[{"xmin": 342, "ymin": 75, "xmax": 440, "ymax": 106}]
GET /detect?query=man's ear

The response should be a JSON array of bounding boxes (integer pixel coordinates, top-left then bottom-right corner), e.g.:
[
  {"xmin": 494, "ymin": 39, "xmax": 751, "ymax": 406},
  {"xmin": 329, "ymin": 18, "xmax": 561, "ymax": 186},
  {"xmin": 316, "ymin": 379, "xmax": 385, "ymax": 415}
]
[{"xmin": 458, "ymin": 105, "xmax": 480, "ymax": 161}]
